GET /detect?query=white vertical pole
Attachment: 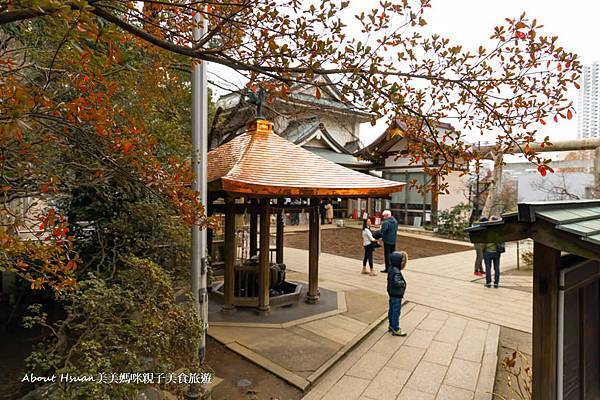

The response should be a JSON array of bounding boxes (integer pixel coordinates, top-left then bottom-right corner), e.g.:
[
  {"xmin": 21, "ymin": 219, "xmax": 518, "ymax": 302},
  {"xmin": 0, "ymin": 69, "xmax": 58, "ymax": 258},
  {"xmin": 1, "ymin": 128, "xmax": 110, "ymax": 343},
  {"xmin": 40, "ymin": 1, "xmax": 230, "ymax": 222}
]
[{"xmin": 189, "ymin": 6, "xmax": 208, "ymax": 400}]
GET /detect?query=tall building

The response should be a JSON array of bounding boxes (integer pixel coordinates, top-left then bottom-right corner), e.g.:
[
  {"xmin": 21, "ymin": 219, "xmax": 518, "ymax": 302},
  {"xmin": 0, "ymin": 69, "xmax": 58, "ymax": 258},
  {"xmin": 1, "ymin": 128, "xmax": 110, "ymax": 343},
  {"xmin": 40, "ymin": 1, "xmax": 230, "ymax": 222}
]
[{"xmin": 577, "ymin": 62, "xmax": 600, "ymax": 138}]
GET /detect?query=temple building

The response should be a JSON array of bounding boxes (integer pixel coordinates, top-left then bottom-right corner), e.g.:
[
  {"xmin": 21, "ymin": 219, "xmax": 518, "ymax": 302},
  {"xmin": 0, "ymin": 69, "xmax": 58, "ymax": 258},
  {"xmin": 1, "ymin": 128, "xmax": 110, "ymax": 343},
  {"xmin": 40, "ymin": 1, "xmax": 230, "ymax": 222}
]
[{"xmin": 356, "ymin": 117, "xmax": 470, "ymax": 226}]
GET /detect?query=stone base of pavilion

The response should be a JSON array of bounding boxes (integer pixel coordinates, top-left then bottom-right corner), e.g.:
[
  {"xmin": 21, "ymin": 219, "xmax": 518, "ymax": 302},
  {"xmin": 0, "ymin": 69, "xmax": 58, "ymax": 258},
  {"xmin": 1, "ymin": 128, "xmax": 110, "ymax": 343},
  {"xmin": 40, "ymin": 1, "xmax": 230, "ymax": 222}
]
[{"xmin": 207, "ymin": 270, "xmax": 390, "ymax": 391}]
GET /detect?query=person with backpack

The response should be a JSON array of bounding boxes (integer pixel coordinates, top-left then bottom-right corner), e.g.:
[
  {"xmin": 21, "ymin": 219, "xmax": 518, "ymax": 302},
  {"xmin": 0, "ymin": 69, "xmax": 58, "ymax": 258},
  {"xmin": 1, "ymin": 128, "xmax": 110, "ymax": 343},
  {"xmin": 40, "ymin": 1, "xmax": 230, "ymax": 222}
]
[
  {"xmin": 483, "ymin": 217, "xmax": 505, "ymax": 288},
  {"xmin": 387, "ymin": 251, "xmax": 408, "ymax": 336}
]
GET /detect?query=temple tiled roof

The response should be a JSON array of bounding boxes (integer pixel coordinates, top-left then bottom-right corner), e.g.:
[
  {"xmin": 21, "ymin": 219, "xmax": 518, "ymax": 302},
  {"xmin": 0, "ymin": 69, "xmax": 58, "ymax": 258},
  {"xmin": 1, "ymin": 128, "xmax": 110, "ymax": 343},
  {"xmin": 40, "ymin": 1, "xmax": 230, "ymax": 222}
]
[{"xmin": 208, "ymin": 119, "xmax": 405, "ymax": 197}]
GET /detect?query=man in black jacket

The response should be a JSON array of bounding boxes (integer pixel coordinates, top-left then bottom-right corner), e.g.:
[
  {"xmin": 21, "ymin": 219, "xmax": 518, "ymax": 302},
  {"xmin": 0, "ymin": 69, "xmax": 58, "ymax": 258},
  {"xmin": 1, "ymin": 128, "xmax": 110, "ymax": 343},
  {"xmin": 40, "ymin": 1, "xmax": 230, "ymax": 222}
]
[
  {"xmin": 387, "ymin": 251, "xmax": 408, "ymax": 336},
  {"xmin": 379, "ymin": 210, "xmax": 399, "ymax": 273}
]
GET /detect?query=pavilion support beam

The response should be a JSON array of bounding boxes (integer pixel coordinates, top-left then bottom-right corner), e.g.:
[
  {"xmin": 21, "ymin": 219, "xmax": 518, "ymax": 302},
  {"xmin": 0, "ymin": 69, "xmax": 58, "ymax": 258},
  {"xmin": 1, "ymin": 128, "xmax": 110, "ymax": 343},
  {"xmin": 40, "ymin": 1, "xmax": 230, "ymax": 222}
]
[
  {"xmin": 306, "ymin": 198, "xmax": 320, "ymax": 304},
  {"xmin": 206, "ymin": 199, "xmax": 214, "ymax": 265},
  {"xmin": 532, "ymin": 241, "xmax": 560, "ymax": 399},
  {"xmin": 258, "ymin": 198, "xmax": 271, "ymax": 315},
  {"xmin": 276, "ymin": 210, "xmax": 284, "ymax": 265},
  {"xmin": 222, "ymin": 198, "xmax": 236, "ymax": 312},
  {"xmin": 249, "ymin": 199, "xmax": 258, "ymax": 258}
]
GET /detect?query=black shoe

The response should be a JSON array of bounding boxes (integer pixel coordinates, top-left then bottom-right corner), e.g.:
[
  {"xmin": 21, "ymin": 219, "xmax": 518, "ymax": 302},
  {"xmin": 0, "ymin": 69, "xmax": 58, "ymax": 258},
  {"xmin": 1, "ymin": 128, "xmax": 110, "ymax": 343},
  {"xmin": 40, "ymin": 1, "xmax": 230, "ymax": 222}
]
[
  {"xmin": 380, "ymin": 269, "xmax": 388, "ymax": 273},
  {"xmin": 485, "ymin": 284, "xmax": 491, "ymax": 288},
  {"xmin": 494, "ymin": 284, "xmax": 499, "ymax": 288}
]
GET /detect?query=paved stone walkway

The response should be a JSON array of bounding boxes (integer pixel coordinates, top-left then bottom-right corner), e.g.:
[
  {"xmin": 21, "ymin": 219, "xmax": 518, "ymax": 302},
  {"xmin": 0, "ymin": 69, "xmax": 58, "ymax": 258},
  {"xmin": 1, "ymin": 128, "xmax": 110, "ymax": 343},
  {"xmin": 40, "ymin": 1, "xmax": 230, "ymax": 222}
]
[
  {"xmin": 285, "ymin": 245, "xmax": 532, "ymax": 333},
  {"xmin": 303, "ymin": 304, "xmax": 499, "ymax": 400},
  {"xmin": 282, "ymin": 241, "xmax": 533, "ymax": 400}
]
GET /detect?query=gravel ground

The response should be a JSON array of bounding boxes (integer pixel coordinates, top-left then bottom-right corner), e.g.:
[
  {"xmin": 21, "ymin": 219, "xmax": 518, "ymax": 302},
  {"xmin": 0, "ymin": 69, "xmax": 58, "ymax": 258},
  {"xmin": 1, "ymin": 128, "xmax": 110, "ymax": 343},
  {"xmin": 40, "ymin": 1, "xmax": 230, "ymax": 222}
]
[{"xmin": 283, "ymin": 228, "xmax": 472, "ymax": 264}]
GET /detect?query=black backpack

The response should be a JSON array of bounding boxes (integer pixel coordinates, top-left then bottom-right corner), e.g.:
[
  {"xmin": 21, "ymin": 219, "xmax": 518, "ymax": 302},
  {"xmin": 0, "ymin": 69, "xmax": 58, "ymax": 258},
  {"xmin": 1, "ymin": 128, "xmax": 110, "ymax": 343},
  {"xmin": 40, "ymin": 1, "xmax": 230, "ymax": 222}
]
[{"xmin": 496, "ymin": 243, "xmax": 506, "ymax": 253}]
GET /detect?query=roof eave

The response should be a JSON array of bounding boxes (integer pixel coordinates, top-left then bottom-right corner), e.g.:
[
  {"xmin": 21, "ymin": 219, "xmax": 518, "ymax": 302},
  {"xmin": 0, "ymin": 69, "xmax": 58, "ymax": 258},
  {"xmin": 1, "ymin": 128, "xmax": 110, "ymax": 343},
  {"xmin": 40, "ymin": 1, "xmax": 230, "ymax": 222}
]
[{"xmin": 219, "ymin": 178, "xmax": 405, "ymax": 198}]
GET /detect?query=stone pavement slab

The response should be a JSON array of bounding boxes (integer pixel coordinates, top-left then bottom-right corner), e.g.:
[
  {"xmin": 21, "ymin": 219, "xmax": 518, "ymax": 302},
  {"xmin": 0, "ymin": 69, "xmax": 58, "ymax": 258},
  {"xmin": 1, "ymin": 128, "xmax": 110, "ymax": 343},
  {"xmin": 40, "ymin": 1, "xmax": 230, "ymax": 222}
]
[
  {"xmin": 321, "ymin": 376, "xmax": 370, "ymax": 400},
  {"xmin": 405, "ymin": 361, "xmax": 448, "ymax": 394},
  {"xmin": 283, "ymin": 239, "xmax": 531, "ymax": 400},
  {"xmin": 284, "ymin": 247, "xmax": 532, "ymax": 333},
  {"xmin": 444, "ymin": 358, "xmax": 481, "ymax": 391},
  {"xmin": 303, "ymin": 304, "xmax": 501, "ymax": 400},
  {"xmin": 362, "ymin": 366, "xmax": 410, "ymax": 400}
]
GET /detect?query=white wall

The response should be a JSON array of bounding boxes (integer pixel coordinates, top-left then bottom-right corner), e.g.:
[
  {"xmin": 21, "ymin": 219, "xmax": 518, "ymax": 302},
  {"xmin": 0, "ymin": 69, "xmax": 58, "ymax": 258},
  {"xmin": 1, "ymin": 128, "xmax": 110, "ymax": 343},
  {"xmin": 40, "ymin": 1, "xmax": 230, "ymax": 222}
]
[
  {"xmin": 438, "ymin": 172, "xmax": 470, "ymax": 211},
  {"xmin": 517, "ymin": 172, "xmax": 595, "ymax": 201}
]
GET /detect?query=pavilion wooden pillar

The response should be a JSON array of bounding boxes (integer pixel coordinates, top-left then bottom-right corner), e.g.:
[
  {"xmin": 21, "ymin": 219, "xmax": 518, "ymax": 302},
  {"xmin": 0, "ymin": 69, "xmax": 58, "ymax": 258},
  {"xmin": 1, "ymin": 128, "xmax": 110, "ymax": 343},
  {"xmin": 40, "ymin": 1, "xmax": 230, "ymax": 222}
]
[
  {"xmin": 532, "ymin": 242, "xmax": 560, "ymax": 399},
  {"xmin": 249, "ymin": 198, "xmax": 258, "ymax": 258},
  {"xmin": 206, "ymin": 198, "xmax": 214, "ymax": 263},
  {"xmin": 258, "ymin": 198, "xmax": 271, "ymax": 315},
  {"xmin": 306, "ymin": 198, "xmax": 320, "ymax": 304},
  {"xmin": 276, "ymin": 210, "xmax": 284, "ymax": 264},
  {"xmin": 222, "ymin": 198, "xmax": 236, "ymax": 312}
]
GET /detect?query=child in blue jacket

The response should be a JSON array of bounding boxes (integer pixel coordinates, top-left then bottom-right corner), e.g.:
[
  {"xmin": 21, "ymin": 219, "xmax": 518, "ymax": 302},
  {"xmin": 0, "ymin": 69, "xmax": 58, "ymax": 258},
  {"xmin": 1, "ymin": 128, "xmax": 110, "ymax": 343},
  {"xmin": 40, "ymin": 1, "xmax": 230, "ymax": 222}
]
[{"xmin": 387, "ymin": 251, "xmax": 408, "ymax": 336}]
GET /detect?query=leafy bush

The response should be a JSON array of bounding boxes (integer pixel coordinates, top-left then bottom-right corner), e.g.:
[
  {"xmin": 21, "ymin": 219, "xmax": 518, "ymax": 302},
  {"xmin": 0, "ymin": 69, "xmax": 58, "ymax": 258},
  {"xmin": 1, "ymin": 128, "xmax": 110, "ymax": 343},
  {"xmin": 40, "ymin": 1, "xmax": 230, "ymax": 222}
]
[
  {"xmin": 437, "ymin": 203, "xmax": 471, "ymax": 239},
  {"xmin": 23, "ymin": 257, "xmax": 203, "ymax": 399}
]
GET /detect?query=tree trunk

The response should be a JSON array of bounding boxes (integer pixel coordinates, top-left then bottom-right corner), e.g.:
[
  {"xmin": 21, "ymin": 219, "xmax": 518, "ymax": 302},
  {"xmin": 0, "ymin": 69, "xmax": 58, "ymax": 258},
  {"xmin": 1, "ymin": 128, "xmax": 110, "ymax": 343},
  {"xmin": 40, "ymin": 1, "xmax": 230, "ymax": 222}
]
[{"xmin": 482, "ymin": 152, "xmax": 504, "ymax": 218}]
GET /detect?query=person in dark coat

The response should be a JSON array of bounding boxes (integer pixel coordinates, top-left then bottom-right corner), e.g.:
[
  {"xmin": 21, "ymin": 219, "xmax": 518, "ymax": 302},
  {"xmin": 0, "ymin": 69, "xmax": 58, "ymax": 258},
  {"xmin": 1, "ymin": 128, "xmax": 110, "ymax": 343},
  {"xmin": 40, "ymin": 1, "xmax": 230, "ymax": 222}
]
[
  {"xmin": 473, "ymin": 216, "xmax": 488, "ymax": 276},
  {"xmin": 387, "ymin": 251, "xmax": 408, "ymax": 336},
  {"xmin": 483, "ymin": 216, "xmax": 505, "ymax": 288},
  {"xmin": 379, "ymin": 210, "xmax": 398, "ymax": 273}
]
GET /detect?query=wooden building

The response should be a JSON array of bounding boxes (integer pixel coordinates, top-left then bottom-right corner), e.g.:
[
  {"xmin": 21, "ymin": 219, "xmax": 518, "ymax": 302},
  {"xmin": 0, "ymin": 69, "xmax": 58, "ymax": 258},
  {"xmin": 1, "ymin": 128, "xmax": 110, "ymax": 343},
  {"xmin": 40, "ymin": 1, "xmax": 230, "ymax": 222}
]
[
  {"xmin": 356, "ymin": 117, "xmax": 468, "ymax": 226},
  {"xmin": 467, "ymin": 200, "xmax": 600, "ymax": 399},
  {"xmin": 207, "ymin": 118, "xmax": 404, "ymax": 313},
  {"xmin": 210, "ymin": 77, "xmax": 374, "ymax": 219}
]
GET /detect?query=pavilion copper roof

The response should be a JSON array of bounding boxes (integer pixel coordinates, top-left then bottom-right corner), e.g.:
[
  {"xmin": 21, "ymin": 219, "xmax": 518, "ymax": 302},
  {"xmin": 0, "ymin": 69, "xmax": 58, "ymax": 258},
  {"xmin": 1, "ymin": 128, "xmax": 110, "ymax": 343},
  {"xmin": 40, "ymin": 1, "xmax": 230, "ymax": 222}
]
[{"xmin": 208, "ymin": 119, "xmax": 404, "ymax": 197}]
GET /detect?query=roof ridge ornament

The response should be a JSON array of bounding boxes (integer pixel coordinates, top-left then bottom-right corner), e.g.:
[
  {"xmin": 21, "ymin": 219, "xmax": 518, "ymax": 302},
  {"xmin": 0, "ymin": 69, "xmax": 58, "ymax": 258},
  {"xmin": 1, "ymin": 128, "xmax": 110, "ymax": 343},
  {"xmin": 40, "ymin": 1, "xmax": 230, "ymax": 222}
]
[{"xmin": 243, "ymin": 86, "xmax": 268, "ymax": 120}]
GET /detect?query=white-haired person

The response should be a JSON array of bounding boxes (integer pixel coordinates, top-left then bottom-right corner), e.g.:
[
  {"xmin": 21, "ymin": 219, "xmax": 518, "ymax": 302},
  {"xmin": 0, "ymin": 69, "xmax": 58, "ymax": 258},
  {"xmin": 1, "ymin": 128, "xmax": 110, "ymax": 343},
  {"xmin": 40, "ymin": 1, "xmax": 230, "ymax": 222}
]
[{"xmin": 377, "ymin": 210, "xmax": 398, "ymax": 273}]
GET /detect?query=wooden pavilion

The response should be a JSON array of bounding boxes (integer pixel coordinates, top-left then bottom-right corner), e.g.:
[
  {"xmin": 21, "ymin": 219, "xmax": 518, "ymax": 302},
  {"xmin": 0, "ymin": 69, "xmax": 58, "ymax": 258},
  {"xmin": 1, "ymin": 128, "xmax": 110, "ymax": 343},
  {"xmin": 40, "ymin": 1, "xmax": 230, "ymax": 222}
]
[
  {"xmin": 207, "ymin": 118, "xmax": 404, "ymax": 314},
  {"xmin": 467, "ymin": 200, "xmax": 600, "ymax": 399}
]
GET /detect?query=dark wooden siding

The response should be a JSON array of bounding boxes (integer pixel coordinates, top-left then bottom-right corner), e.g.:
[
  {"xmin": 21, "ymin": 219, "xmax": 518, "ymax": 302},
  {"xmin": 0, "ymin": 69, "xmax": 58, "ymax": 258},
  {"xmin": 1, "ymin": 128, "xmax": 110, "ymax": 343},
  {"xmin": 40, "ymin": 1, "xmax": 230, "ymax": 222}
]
[{"xmin": 562, "ymin": 259, "xmax": 600, "ymax": 400}]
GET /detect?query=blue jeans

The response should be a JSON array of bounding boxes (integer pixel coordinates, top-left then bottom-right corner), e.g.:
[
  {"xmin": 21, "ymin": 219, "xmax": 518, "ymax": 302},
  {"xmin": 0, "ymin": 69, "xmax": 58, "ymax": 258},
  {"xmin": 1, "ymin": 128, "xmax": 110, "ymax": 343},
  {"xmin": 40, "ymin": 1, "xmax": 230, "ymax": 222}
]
[
  {"xmin": 483, "ymin": 252, "xmax": 501, "ymax": 285},
  {"xmin": 388, "ymin": 296, "xmax": 402, "ymax": 331}
]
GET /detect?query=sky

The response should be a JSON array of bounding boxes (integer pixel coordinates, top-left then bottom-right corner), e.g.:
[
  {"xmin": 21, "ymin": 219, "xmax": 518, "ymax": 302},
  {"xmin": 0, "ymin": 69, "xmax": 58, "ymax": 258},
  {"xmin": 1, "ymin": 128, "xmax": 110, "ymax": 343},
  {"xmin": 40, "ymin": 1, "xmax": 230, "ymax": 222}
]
[
  {"xmin": 360, "ymin": 0, "xmax": 600, "ymax": 147},
  {"xmin": 208, "ymin": 0, "xmax": 600, "ymax": 148}
]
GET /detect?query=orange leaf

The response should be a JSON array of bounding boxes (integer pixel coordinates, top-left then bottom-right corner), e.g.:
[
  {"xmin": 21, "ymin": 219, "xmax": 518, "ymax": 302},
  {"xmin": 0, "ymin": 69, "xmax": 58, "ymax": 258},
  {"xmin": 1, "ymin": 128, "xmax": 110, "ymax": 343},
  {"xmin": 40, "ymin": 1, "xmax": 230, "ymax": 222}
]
[
  {"xmin": 122, "ymin": 140, "xmax": 134, "ymax": 154},
  {"xmin": 567, "ymin": 109, "xmax": 573, "ymax": 120},
  {"xmin": 315, "ymin": 87, "xmax": 321, "ymax": 99},
  {"xmin": 66, "ymin": 259, "xmax": 77, "ymax": 272}
]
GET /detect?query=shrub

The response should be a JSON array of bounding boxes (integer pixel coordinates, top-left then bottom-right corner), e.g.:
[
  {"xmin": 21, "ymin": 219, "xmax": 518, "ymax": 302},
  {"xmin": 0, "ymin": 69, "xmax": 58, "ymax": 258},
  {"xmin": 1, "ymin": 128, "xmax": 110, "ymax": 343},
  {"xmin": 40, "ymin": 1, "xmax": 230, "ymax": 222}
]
[
  {"xmin": 23, "ymin": 257, "xmax": 203, "ymax": 399},
  {"xmin": 437, "ymin": 203, "xmax": 471, "ymax": 239}
]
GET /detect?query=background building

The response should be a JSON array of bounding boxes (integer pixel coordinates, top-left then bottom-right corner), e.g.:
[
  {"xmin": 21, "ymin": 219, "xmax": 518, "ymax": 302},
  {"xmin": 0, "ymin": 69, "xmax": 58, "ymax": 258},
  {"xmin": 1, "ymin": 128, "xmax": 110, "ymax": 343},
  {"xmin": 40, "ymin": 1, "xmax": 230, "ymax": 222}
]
[
  {"xmin": 356, "ymin": 118, "xmax": 470, "ymax": 226},
  {"xmin": 577, "ymin": 62, "xmax": 600, "ymax": 139}
]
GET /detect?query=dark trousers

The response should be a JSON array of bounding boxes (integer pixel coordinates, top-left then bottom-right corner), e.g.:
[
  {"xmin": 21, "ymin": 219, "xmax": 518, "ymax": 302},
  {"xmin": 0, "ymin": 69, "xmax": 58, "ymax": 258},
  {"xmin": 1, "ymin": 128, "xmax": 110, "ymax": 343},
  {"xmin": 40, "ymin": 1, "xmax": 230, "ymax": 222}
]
[
  {"xmin": 388, "ymin": 296, "xmax": 402, "ymax": 331},
  {"xmin": 483, "ymin": 252, "xmax": 501, "ymax": 285},
  {"xmin": 383, "ymin": 243, "xmax": 396, "ymax": 271},
  {"xmin": 363, "ymin": 245, "xmax": 374, "ymax": 268},
  {"xmin": 474, "ymin": 247, "xmax": 484, "ymax": 273}
]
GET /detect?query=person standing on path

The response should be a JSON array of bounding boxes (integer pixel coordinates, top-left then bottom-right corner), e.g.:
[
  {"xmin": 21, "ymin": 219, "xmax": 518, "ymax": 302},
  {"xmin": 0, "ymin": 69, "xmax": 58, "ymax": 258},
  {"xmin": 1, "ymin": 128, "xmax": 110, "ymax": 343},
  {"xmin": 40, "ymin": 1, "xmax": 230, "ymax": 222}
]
[
  {"xmin": 483, "ymin": 217, "xmax": 505, "ymax": 288},
  {"xmin": 361, "ymin": 219, "xmax": 379, "ymax": 276},
  {"xmin": 325, "ymin": 201, "xmax": 334, "ymax": 224},
  {"xmin": 379, "ymin": 210, "xmax": 398, "ymax": 273},
  {"xmin": 319, "ymin": 200, "xmax": 326, "ymax": 225},
  {"xmin": 387, "ymin": 251, "xmax": 408, "ymax": 336},
  {"xmin": 473, "ymin": 216, "xmax": 488, "ymax": 276}
]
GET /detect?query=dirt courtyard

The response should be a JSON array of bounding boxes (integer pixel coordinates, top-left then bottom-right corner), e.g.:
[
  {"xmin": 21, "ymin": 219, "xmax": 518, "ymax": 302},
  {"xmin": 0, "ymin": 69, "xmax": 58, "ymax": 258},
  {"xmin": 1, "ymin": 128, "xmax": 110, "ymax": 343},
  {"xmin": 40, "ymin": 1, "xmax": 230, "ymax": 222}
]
[{"xmin": 283, "ymin": 228, "xmax": 471, "ymax": 264}]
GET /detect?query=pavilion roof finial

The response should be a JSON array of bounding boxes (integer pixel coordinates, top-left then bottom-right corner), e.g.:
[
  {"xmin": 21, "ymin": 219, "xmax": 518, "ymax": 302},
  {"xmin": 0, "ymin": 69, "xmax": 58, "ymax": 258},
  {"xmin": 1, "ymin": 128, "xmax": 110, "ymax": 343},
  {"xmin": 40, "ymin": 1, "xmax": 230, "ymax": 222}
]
[{"xmin": 244, "ymin": 86, "xmax": 268, "ymax": 120}]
